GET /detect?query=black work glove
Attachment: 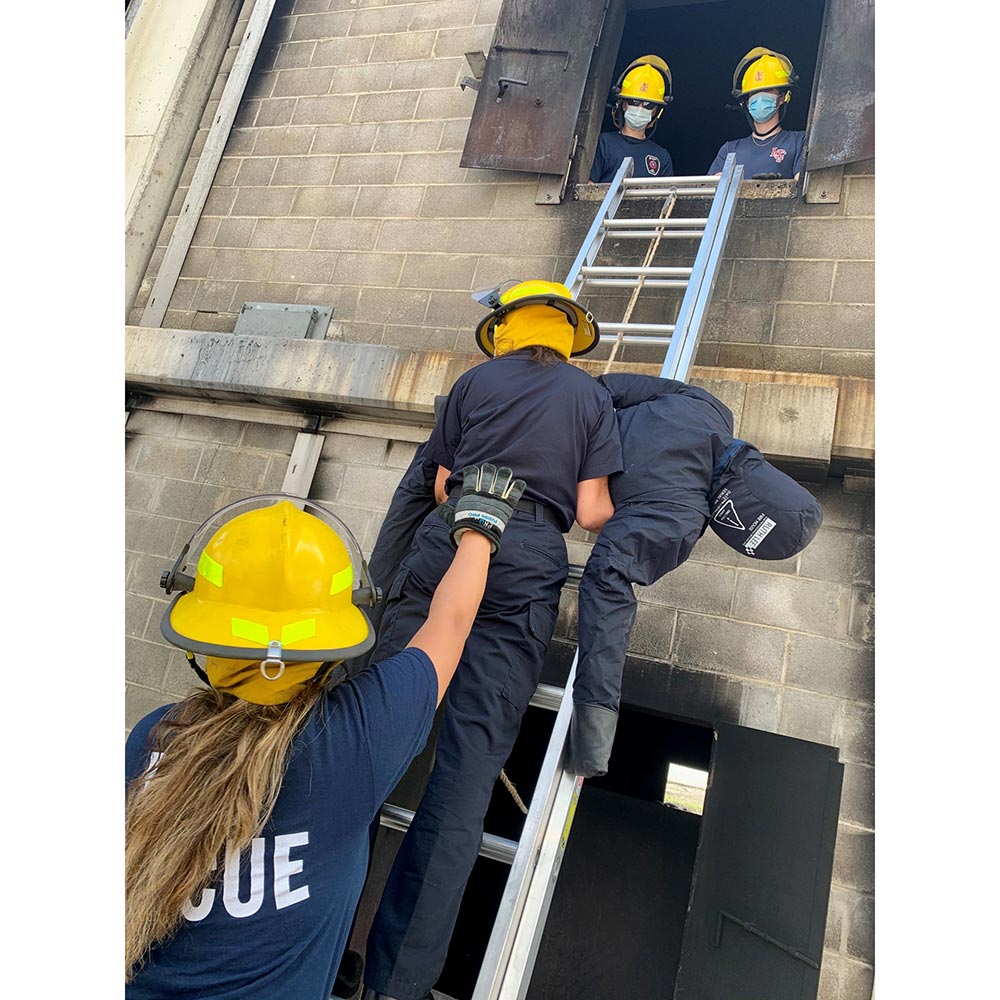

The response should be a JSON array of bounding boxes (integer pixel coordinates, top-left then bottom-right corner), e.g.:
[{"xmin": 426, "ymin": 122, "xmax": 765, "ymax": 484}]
[
  {"xmin": 751, "ymin": 172, "xmax": 782, "ymax": 180},
  {"xmin": 437, "ymin": 463, "xmax": 525, "ymax": 555},
  {"xmin": 565, "ymin": 703, "xmax": 619, "ymax": 778}
]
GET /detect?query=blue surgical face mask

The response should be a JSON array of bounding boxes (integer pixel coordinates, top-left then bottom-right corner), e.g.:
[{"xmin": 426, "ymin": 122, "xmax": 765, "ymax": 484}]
[
  {"xmin": 623, "ymin": 106, "xmax": 653, "ymax": 130},
  {"xmin": 747, "ymin": 93, "xmax": 779, "ymax": 123}
]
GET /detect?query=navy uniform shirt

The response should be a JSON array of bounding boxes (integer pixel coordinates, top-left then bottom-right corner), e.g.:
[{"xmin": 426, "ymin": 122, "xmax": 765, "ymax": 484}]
[
  {"xmin": 125, "ymin": 649, "xmax": 437, "ymax": 1000},
  {"xmin": 709, "ymin": 130, "xmax": 806, "ymax": 179},
  {"xmin": 590, "ymin": 131, "xmax": 674, "ymax": 183},
  {"xmin": 424, "ymin": 352, "xmax": 623, "ymax": 533}
]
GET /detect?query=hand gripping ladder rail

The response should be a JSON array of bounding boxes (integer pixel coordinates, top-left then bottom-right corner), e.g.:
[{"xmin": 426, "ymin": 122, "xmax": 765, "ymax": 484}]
[{"xmin": 379, "ymin": 154, "xmax": 744, "ymax": 1000}]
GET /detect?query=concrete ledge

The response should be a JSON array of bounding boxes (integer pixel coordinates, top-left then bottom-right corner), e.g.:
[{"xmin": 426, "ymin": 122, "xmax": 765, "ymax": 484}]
[{"xmin": 125, "ymin": 326, "xmax": 874, "ymax": 469}]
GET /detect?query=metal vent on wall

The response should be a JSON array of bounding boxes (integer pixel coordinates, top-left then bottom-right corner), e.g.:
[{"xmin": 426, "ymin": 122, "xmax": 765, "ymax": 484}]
[{"xmin": 233, "ymin": 303, "xmax": 333, "ymax": 341}]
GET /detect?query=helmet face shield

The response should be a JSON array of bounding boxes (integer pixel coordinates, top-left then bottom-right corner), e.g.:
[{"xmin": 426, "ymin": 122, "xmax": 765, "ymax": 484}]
[{"xmin": 160, "ymin": 494, "xmax": 378, "ymax": 666}]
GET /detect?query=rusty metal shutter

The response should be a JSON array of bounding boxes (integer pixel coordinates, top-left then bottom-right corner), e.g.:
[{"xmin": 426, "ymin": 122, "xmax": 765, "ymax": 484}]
[
  {"xmin": 461, "ymin": 0, "xmax": 608, "ymax": 174},
  {"xmin": 805, "ymin": 0, "xmax": 875, "ymax": 170}
]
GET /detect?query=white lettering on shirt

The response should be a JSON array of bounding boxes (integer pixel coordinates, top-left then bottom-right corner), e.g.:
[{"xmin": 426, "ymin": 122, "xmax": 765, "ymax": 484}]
[
  {"xmin": 183, "ymin": 832, "xmax": 310, "ymax": 922},
  {"xmin": 273, "ymin": 832, "xmax": 310, "ymax": 910}
]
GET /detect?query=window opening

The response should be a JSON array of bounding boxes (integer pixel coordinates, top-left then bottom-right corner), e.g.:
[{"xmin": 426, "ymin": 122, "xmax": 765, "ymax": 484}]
[
  {"xmin": 664, "ymin": 761, "xmax": 709, "ymax": 814},
  {"xmin": 586, "ymin": 0, "xmax": 828, "ymax": 178}
]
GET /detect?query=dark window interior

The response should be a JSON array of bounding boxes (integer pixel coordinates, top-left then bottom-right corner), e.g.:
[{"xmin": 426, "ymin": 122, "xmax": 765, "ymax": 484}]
[{"xmin": 600, "ymin": 0, "xmax": 828, "ymax": 175}]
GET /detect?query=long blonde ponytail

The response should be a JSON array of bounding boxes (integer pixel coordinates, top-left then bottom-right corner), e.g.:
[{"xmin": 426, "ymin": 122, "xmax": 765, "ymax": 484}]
[{"xmin": 124, "ymin": 682, "xmax": 325, "ymax": 981}]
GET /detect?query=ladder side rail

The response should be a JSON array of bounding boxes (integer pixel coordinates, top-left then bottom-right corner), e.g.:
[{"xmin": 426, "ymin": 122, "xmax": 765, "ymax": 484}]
[
  {"xmin": 564, "ymin": 158, "xmax": 634, "ymax": 298},
  {"xmin": 472, "ymin": 657, "xmax": 581, "ymax": 1000},
  {"xmin": 660, "ymin": 153, "xmax": 743, "ymax": 381}
]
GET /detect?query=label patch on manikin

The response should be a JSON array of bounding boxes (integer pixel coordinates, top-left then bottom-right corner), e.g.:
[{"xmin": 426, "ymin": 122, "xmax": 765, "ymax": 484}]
[
  {"xmin": 744, "ymin": 516, "xmax": 777, "ymax": 555},
  {"xmin": 712, "ymin": 498, "xmax": 744, "ymax": 530}
]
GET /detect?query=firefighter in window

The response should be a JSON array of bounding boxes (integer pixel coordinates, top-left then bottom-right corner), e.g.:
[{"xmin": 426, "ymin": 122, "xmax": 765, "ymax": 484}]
[
  {"xmin": 709, "ymin": 47, "xmax": 806, "ymax": 181},
  {"xmin": 589, "ymin": 54, "xmax": 675, "ymax": 184}
]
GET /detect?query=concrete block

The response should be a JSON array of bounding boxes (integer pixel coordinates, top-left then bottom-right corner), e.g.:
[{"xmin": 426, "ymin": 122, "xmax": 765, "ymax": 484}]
[
  {"xmin": 176, "ymin": 414, "xmax": 244, "ymax": 445},
  {"xmin": 164, "ymin": 279, "xmax": 195, "ymax": 310},
  {"xmin": 831, "ymin": 261, "xmax": 875, "ymax": 304},
  {"xmin": 840, "ymin": 762, "xmax": 874, "ymax": 830},
  {"xmin": 327, "ymin": 251, "xmax": 401, "ymax": 287},
  {"xmin": 231, "ymin": 187, "xmax": 295, "ymax": 218},
  {"xmin": 704, "ymin": 300, "xmax": 773, "ymax": 345},
  {"xmin": 420, "ymin": 183, "xmax": 499, "ymax": 218},
  {"xmin": 398, "ymin": 253, "xmax": 479, "ymax": 290},
  {"xmin": 673, "ymin": 613, "xmax": 786, "ymax": 682},
  {"xmin": 273, "ymin": 40, "xmax": 317, "ymax": 71},
  {"xmin": 777, "ymin": 688, "xmax": 838, "ymax": 745},
  {"xmin": 396, "ymin": 151, "xmax": 464, "ymax": 184},
  {"xmin": 313, "ymin": 459, "xmax": 346, "ymax": 499},
  {"xmin": 241, "ymin": 423, "xmax": 301, "ymax": 453},
  {"xmin": 126, "ymin": 592, "xmax": 155, "ymax": 639},
  {"xmin": 739, "ymin": 382, "xmax": 837, "ymax": 471},
  {"xmin": 178, "ymin": 246, "xmax": 216, "ymax": 280},
  {"xmin": 224, "ymin": 128, "xmax": 257, "ymax": 157},
  {"xmin": 310, "ymin": 219, "xmax": 380, "ymax": 254},
  {"xmin": 263, "ymin": 454, "xmax": 293, "ymax": 492},
  {"xmin": 786, "ymin": 634, "xmax": 874, "ymax": 702},
  {"xmin": 787, "ymin": 218, "xmax": 874, "ymax": 261},
  {"xmin": 666, "ymin": 666, "xmax": 745, "ymax": 726},
  {"xmin": 839, "ymin": 958, "xmax": 874, "ymax": 1000},
  {"xmin": 320, "ymin": 431, "xmax": 389, "ymax": 467},
  {"xmin": 819, "ymin": 351, "xmax": 874, "ymax": 379},
  {"xmin": 254, "ymin": 98, "xmax": 297, "ymax": 128},
  {"xmin": 386, "ymin": 440, "xmax": 419, "ymax": 469},
  {"xmin": 134, "ymin": 438, "xmax": 203, "ymax": 480},
  {"xmin": 377, "ymin": 218, "xmax": 453, "ymax": 253},
  {"xmin": 433, "ymin": 25, "xmax": 496, "ymax": 58},
  {"xmin": 735, "ymin": 572, "xmax": 850, "ymax": 637},
  {"xmin": 196, "ymin": 447, "xmax": 271, "ymax": 490},
  {"xmin": 126, "ymin": 636, "xmax": 172, "ymax": 689},
  {"xmin": 353, "ymin": 91, "xmax": 420, "ymax": 124},
  {"xmin": 291, "ymin": 95, "xmax": 357, "ymax": 126},
  {"xmin": 348, "ymin": 5, "xmax": 414, "ymax": 35},
  {"xmin": 126, "ymin": 410, "xmax": 181, "ymax": 438},
  {"xmin": 312, "ymin": 123, "xmax": 378, "ymax": 155},
  {"xmin": 391, "ymin": 57, "xmax": 463, "ymax": 92},
  {"xmin": 836, "ymin": 700, "xmax": 874, "ymax": 765},
  {"xmin": 845, "ymin": 176, "xmax": 875, "ymax": 217},
  {"xmin": 409, "ymin": 0, "xmax": 478, "ymax": 31},
  {"xmin": 126, "ymin": 684, "xmax": 173, "ymax": 732},
  {"xmin": 475, "ymin": 0, "xmax": 503, "ymax": 24},
  {"xmin": 191, "ymin": 216, "xmax": 222, "ymax": 248},
  {"xmin": 639, "ymin": 560, "xmax": 736, "ymax": 617},
  {"xmin": 289, "ymin": 11, "xmax": 354, "ymax": 43},
  {"xmin": 773, "ymin": 303, "xmax": 874, "ymax": 350},
  {"xmin": 373, "ymin": 121, "xmax": 446, "ymax": 154},
  {"xmin": 268, "ymin": 249, "xmax": 338, "ymax": 284},
  {"xmin": 440, "ymin": 118, "xmax": 472, "ymax": 150},
  {"xmin": 737, "ymin": 683, "xmax": 781, "ymax": 732},
  {"xmin": 781, "ymin": 260, "xmax": 835, "ymax": 302},
  {"xmin": 125, "ymin": 471, "xmax": 160, "ymax": 513},
  {"xmin": 832, "ymin": 825, "xmax": 874, "ymax": 893},
  {"xmin": 245, "ymin": 69, "xmax": 278, "ymax": 102},
  {"xmin": 332, "ymin": 154, "xmax": 402, "ymax": 186},
  {"xmin": 685, "ymin": 528, "xmax": 741, "ymax": 567},
  {"xmin": 723, "ymin": 217, "xmax": 790, "ymax": 259},
  {"xmin": 305, "ymin": 284, "xmax": 361, "ymax": 320},
  {"xmin": 330, "ymin": 62, "xmax": 388, "ymax": 96},
  {"xmin": 250, "ymin": 217, "xmax": 318, "ymax": 250},
  {"xmin": 191, "ymin": 311, "xmax": 238, "ymax": 332},
  {"xmin": 423, "ymin": 289, "xmax": 489, "ymax": 328},
  {"xmin": 800, "ymin": 529, "xmax": 873, "ymax": 588},
  {"xmin": 370, "ymin": 29, "xmax": 437, "ymax": 63},
  {"xmin": 250, "ymin": 126, "xmax": 317, "ymax": 157},
  {"xmin": 358, "ymin": 286, "xmax": 430, "ymax": 326},
  {"xmin": 728, "ymin": 259, "xmax": 786, "ymax": 301},
  {"xmin": 808, "ymin": 483, "xmax": 868, "ymax": 531},
  {"xmin": 290, "ymin": 186, "xmax": 359, "ymax": 217},
  {"xmin": 272, "ymin": 66, "xmax": 335, "ymax": 99},
  {"xmin": 312, "ymin": 35, "xmax": 375, "ymax": 67},
  {"xmin": 627, "ymin": 601, "xmax": 675, "ymax": 659},
  {"xmin": 416, "ymin": 87, "xmax": 477, "ymax": 121},
  {"xmin": 162, "ymin": 652, "xmax": 204, "ymax": 701},
  {"xmin": 383, "ymin": 326, "xmax": 461, "ymax": 352},
  {"xmin": 848, "ymin": 587, "xmax": 874, "ymax": 646},
  {"xmin": 353, "ymin": 185, "xmax": 425, "ymax": 218},
  {"xmin": 214, "ymin": 217, "xmax": 257, "ymax": 248},
  {"xmin": 210, "ymin": 248, "xmax": 274, "ymax": 280},
  {"xmin": 271, "ymin": 155, "xmax": 338, "ymax": 187}
]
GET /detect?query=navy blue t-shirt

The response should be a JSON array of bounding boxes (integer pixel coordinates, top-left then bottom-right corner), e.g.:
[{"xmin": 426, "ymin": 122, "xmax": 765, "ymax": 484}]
[
  {"xmin": 589, "ymin": 131, "xmax": 674, "ymax": 183},
  {"xmin": 423, "ymin": 353, "xmax": 623, "ymax": 532},
  {"xmin": 708, "ymin": 130, "xmax": 806, "ymax": 179},
  {"xmin": 125, "ymin": 648, "xmax": 437, "ymax": 1000}
]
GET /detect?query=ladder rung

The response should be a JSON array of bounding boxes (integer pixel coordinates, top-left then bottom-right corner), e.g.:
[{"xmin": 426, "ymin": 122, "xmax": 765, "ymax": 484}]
[
  {"xmin": 623, "ymin": 174, "xmax": 719, "ymax": 187},
  {"xmin": 582, "ymin": 278, "xmax": 689, "ymax": 288},
  {"xmin": 601, "ymin": 230, "xmax": 705, "ymax": 239},
  {"xmin": 581, "ymin": 266, "xmax": 692, "ymax": 277},
  {"xmin": 601, "ymin": 218, "xmax": 708, "ymax": 229},
  {"xmin": 380, "ymin": 804, "xmax": 518, "ymax": 865},
  {"xmin": 599, "ymin": 334, "xmax": 672, "ymax": 345},
  {"xmin": 624, "ymin": 188, "xmax": 717, "ymax": 199},
  {"xmin": 529, "ymin": 683, "xmax": 564, "ymax": 712},
  {"xmin": 598, "ymin": 322, "xmax": 675, "ymax": 334}
]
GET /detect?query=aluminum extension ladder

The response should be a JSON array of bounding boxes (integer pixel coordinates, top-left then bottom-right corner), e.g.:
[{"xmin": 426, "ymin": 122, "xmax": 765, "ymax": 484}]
[{"xmin": 379, "ymin": 153, "xmax": 744, "ymax": 1000}]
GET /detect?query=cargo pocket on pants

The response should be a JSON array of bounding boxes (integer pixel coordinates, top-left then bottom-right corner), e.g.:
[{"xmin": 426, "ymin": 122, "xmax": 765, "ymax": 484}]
[{"xmin": 500, "ymin": 601, "xmax": 558, "ymax": 714}]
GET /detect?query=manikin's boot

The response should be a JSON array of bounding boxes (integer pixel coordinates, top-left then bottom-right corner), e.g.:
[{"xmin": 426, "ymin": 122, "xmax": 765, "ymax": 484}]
[{"xmin": 331, "ymin": 949, "xmax": 364, "ymax": 999}]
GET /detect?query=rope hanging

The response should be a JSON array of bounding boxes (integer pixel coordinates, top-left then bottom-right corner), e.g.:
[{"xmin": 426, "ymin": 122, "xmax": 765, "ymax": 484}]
[{"xmin": 499, "ymin": 767, "xmax": 529, "ymax": 815}]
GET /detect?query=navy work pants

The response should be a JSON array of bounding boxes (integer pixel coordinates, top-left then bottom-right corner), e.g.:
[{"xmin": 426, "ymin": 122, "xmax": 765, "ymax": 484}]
[
  {"xmin": 364, "ymin": 504, "xmax": 567, "ymax": 1000},
  {"xmin": 575, "ymin": 501, "xmax": 706, "ymax": 710}
]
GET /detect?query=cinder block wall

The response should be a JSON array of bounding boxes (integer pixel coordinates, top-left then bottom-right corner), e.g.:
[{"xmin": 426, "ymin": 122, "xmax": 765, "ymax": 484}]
[
  {"xmin": 128, "ymin": 0, "xmax": 874, "ymax": 379},
  {"xmin": 124, "ymin": 403, "xmax": 874, "ymax": 997}
]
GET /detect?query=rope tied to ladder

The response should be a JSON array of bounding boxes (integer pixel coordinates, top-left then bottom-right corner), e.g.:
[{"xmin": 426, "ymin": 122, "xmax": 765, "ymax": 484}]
[
  {"xmin": 602, "ymin": 191, "xmax": 678, "ymax": 374},
  {"xmin": 499, "ymin": 767, "xmax": 529, "ymax": 815}
]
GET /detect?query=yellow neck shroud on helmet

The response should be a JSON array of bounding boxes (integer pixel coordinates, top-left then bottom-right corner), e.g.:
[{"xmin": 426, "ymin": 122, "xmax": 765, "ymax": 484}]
[
  {"xmin": 493, "ymin": 305, "xmax": 575, "ymax": 360},
  {"xmin": 204, "ymin": 656, "xmax": 335, "ymax": 706}
]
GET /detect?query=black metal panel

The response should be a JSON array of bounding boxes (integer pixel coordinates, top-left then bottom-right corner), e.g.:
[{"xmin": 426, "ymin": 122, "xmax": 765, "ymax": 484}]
[
  {"xmin": 673, "ymin": 724, "xmax": 843, "ymax": 1000},
  {"xmin": 461, "ymin": 0, "xmax": 608, "ymax": 174},
  {"xmin": 805, "ymin": 0, "xmax": 875, "ymax": 169}
]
